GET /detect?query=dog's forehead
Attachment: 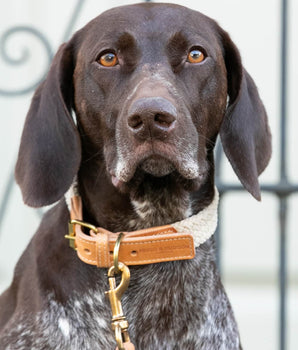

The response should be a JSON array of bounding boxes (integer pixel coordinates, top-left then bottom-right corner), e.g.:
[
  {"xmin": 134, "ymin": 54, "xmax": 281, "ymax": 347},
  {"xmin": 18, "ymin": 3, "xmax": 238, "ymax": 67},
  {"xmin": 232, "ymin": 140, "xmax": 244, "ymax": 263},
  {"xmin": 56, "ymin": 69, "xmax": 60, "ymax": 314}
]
[{"xmin": 81, "ymin": 3, "xmax": 217, "ymax": 50}]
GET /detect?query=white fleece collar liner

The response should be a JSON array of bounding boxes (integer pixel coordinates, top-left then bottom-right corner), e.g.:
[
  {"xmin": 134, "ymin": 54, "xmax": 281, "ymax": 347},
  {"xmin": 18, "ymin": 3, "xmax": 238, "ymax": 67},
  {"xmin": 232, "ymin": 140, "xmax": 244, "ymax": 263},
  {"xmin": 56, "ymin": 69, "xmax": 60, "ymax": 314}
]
[
  {"xmin": 172, "ymin": 187, "xmax": 219, "ymax": 247},
  {"xmin": 65, "ymin": 182, "xmax": 219, "ymax": 248}
]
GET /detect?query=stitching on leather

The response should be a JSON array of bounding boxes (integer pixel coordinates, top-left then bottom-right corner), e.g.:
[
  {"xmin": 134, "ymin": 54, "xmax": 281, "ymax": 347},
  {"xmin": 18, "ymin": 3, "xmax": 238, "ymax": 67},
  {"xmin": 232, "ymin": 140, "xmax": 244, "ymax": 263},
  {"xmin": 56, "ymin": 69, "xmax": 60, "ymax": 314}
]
[
  {"xmin": 99, "ymin": 234, "xmax": 103, "ymax": 267},
  {"xmin": 131, "ymin": 229, "xmax": 176, "ymax": 237},
  {"xmin": 96, "ymin": 236, "xmax": 100, "ymax": 267},
  {"xmin": 119, "ymin": 237, "xmax": 191, "ymax": 245},
  {"xmin": 77, "ymin": 236, "xmax": 194, "ymax": 266},
  {"xmin": 103, "ymin": 234, "xmax": 108, "ymax": 267},
  {"xmin": 151, "ymin": 229, "xmax": 177, "ymax": 235},
  {"xmin": 124, "ymin": 237, "xmax": 194, "ymax": 264},
  {"xmin": 78, "ymin": 253, "xmax": 96, "ymax": 264},
  {"xmin": 125, "ymin": 256, "xmax": 193, "ymax": 264},
  {"xmin": 76, "ymin": 235, "xmax": 94, "ymax": 245}
]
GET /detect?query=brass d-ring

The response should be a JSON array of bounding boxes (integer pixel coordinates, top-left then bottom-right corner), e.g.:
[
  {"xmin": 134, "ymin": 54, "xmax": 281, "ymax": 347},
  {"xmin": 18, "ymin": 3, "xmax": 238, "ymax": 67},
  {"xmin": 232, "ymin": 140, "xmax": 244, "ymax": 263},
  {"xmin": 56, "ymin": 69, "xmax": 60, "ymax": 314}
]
[{"xmin": 113, "ymin": 232, "xmax": 124, "ymax": 273}]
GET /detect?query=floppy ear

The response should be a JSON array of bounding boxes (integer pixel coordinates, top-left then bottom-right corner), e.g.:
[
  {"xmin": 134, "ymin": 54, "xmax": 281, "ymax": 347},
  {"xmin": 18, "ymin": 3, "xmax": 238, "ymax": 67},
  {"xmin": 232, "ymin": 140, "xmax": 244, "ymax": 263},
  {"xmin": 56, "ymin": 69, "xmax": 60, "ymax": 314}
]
[
  {"xmin": 219, "ymin": 29, "xmax": 271, "ymax": 200},
  {"xmin": 15, "ymin": 41, "xmax": 81, "ymax": 207}
]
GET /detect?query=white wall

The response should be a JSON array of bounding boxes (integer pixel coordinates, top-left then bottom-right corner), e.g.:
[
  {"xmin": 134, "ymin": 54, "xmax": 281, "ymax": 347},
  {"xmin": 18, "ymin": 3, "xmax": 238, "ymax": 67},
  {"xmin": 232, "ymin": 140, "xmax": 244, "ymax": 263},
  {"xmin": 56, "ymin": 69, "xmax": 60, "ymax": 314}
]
[{"xmin": 0, "ymin": 1, "xmax": 297, "ymax": 349}]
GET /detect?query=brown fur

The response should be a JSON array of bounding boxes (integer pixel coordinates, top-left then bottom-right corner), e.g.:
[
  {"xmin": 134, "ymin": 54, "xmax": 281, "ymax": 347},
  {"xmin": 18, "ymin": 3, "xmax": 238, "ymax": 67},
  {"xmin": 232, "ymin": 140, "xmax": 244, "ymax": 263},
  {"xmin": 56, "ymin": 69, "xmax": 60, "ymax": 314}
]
[{"xmin": 0, "ymin": 3, "xmax": 271, "ymax": 349}]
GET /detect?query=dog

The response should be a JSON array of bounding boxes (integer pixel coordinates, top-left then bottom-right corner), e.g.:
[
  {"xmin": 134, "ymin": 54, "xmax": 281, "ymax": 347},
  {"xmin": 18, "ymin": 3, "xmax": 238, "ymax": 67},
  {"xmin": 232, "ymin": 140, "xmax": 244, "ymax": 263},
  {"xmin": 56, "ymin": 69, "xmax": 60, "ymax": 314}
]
[{"xmin": 0, "ymin": 3, "xmax": 271, "ymax": 349}]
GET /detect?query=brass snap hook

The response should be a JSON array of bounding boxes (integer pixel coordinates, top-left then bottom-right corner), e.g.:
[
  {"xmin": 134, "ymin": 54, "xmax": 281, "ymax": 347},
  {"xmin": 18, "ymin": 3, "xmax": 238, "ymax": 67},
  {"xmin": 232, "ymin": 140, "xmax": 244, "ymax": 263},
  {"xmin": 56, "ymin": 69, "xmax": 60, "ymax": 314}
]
[
  {"xmin": 106, "ymin": 232, "xmax": 134, "ymax": 349},
  {"xmin": 106, "ymin": 262, "xmax": 131, "ymax": 350},
  {"xmin": 107, "ymin": 262, "xmax": 130, "ymax": 298}
]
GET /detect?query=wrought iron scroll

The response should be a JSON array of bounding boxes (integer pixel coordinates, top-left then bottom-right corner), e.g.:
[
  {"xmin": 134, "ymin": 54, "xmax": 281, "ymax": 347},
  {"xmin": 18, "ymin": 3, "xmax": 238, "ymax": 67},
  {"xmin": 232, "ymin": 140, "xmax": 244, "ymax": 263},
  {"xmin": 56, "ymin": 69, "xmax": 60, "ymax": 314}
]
[
  {"xmin": 0, "ymin": 0, "xmax": 86, "ymax": 224},
  {"xmin": 0, "ymin": 26, "xmax": 53, "ymax": 96}
]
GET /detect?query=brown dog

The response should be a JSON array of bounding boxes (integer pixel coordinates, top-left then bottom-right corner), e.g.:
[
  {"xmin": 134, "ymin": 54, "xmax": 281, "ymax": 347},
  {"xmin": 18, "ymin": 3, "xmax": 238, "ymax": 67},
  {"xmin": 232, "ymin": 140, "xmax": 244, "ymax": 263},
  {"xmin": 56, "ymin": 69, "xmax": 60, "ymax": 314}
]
[{"xmin": 0, "ymin": 3, "xmax": 271, "ymax": 349}]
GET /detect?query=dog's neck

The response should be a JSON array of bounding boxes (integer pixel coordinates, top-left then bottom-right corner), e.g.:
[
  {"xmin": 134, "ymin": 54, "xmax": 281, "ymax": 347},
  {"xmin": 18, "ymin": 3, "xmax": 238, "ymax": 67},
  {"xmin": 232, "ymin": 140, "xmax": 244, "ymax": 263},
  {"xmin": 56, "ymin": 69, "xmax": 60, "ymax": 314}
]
[{"xmin": 73, "ymin": 162, "xmax": 215, "ymax": 233}]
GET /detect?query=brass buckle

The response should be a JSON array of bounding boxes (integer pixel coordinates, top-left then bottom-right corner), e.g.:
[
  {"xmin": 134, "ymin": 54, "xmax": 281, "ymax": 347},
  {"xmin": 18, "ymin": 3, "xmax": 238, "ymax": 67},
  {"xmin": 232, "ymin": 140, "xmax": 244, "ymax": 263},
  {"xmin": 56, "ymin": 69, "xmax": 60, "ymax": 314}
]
[{"xmin": 65, "ymin": 219, "xmax": 99, "ymax": 250}]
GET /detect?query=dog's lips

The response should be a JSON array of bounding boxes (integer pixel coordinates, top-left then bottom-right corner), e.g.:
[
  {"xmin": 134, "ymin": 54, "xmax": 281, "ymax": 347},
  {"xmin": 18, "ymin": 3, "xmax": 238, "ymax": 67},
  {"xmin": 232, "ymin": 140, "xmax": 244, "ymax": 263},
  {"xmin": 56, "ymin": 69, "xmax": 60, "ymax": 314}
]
[
  {"xmin": 111, "ymin": 149, "xmax": 200, "ymax": 189},
  {"xmin": 110, "ymin": 156, "xmax": 173, "ymax": 189}
]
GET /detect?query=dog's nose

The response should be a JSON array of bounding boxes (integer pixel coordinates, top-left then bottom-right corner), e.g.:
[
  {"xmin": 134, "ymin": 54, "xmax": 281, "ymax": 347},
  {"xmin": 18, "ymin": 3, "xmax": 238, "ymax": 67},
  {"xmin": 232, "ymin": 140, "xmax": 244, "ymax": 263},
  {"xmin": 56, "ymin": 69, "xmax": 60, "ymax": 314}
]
[{"xmin": 127, "ymin": 97, "xmax": 177, "ymax": 139}]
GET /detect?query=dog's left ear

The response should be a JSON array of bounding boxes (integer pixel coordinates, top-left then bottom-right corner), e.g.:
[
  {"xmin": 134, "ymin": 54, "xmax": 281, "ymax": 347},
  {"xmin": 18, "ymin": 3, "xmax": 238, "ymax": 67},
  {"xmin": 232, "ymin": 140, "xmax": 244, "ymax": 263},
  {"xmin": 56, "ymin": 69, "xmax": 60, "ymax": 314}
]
[{"xmin": 219, "ymin": 29, "xmax": 272, "ymax": 200}]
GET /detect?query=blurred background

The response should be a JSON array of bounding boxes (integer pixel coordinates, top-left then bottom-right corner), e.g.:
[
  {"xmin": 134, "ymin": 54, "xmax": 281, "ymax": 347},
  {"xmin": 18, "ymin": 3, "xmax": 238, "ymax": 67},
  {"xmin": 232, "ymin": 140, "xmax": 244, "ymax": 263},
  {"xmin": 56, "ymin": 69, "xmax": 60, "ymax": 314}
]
[{"xmin": 0, "ymin": 0, "xmax": 297, "ymax": 349}]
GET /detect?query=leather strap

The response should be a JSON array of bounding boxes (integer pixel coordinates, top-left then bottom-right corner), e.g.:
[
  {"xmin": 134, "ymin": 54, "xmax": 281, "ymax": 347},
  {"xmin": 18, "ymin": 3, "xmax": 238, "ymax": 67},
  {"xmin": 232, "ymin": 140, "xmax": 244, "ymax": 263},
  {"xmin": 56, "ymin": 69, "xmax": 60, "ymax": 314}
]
[{"xmin": 69, "ymin": 196, "xmax": 195, "ymax": 268}]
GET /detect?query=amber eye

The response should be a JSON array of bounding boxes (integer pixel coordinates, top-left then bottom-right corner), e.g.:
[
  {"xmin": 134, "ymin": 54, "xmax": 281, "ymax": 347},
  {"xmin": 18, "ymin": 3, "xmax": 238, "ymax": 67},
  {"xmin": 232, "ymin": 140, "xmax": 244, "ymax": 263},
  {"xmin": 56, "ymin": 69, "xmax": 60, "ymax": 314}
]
[
  {"xmin": 187, "ymin": 49, "xmax": 205, "ymax": 64},
  {"xmin": 98, "ymin": 52, "xmax": 118, "ymax": 67}
]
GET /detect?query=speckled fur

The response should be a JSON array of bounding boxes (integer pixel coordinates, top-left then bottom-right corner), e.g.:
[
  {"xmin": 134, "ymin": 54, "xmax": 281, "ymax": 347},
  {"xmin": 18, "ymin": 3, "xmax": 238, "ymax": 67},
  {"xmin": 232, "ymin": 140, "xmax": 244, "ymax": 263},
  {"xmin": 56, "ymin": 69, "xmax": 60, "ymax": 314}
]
[
  {"xmin": 1, "ymin": 249, "xmax": 240, "ymax": 350},
  {"xmin": 0, "ymin": 3, "xmax": 272, "ymax": 349},
  {"xmin": 0, "ymin": 187, "xmax": 241, "ymax": 349}
]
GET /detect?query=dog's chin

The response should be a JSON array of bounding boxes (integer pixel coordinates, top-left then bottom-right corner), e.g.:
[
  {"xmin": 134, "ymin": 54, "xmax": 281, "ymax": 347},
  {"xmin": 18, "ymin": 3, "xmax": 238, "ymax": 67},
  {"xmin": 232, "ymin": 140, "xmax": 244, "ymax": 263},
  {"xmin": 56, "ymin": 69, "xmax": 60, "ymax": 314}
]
[
  {"xmin": 111, "ymin": 157, "xmax": 205, "ymax": 195},
  {"xmin": 140, "ymin": 156, "xmax": 175, "ymax": 177}
]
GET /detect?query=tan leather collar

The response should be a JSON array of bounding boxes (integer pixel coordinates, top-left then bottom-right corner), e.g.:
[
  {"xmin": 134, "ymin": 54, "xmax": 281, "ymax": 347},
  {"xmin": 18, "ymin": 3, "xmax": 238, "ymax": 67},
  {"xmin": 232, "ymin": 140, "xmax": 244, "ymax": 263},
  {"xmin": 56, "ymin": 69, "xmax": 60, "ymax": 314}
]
[{"xmin": 66, "ymin": 188, "xmax": 218, "ymax": 268}]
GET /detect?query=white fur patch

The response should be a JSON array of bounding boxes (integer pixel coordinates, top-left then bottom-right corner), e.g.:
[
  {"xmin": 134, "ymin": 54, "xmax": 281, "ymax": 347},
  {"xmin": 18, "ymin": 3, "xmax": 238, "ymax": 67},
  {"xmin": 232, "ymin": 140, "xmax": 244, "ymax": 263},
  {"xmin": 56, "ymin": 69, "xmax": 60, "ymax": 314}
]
[
  {"xmin": 131, "ymin": 200, "xmax": 154, "ymax": 220},
  {"xmin": 58, "ymin": 317, "xmax": 70, "ymax": 338}
]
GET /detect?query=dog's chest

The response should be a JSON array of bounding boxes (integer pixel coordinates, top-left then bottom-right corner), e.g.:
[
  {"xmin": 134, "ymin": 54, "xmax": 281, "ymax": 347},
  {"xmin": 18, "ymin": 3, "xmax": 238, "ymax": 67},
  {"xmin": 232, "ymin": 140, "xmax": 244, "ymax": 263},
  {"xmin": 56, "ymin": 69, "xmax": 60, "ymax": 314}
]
[
  {"xmin": 11, "ymin": 261, "xmax": 205, "ymax": 349},
  {"xmin": 6, "ymin": 247, "xmax": 240, "ymax": 350},
  {"xmin": 4, "ymin": 194, "xmax": 240, "ymax": 349}
]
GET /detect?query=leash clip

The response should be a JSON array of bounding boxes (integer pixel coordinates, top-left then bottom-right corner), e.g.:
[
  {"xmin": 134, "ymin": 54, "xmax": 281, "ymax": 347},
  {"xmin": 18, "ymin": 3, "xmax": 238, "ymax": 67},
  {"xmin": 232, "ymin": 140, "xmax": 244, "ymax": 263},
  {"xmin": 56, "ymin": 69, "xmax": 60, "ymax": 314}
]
[
  {"xmin": 105, "ymin": 233, "xmax": 134, "ymax": 349},
  {"xmin": 106, "ymin": 262, "xmax": 133, "ymax": 350}
]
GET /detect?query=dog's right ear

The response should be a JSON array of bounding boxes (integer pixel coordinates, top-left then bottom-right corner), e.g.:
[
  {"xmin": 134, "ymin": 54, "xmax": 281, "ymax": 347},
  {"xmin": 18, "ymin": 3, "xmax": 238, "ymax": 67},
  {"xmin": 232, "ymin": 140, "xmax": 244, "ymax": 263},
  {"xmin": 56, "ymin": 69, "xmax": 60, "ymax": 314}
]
[{"xmin": 15, "ymin": 41, "xmax": 81, "ymax": 207}]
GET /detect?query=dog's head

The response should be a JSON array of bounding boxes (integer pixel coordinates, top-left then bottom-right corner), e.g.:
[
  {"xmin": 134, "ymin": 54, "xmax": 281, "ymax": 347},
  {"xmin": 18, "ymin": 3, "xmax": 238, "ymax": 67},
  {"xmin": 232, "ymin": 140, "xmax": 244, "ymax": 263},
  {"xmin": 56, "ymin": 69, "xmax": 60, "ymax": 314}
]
[{"xmin": 15, "ymin": 3, "xmax": 271, "ymax": 208}]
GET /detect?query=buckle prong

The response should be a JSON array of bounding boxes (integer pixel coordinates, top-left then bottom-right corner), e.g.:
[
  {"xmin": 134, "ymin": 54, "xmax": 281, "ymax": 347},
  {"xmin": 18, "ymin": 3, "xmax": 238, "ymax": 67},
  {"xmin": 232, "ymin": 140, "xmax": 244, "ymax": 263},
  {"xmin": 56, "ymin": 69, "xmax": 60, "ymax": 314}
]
[{"xmin": 65, "ymin": 219, "xmax": 99, "ymax": 250}]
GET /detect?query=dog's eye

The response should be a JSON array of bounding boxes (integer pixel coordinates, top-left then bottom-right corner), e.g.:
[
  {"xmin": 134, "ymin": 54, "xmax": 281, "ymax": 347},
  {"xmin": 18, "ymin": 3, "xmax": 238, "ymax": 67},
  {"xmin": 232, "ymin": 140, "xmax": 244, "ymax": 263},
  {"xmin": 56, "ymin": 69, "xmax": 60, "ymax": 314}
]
[
  {"xmin": 187, "ymin": 49, "xmax": 205, "ymax": 64},
  {"xmin": 98, "ymin": 52, "xmax": 118, "ymax": 67}
]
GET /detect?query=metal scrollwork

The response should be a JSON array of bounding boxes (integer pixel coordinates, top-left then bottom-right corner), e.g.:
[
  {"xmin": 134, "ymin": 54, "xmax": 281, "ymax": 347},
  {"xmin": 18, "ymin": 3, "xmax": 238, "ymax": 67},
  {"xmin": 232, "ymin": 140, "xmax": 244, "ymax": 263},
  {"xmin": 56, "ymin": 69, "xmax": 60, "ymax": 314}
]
[
  {"xmin": 0, "ymin": 26, "xmax": 53, "ymax": 96},
  {"xmin": 0, "ymin": 0, "xmax": 86, "ymax": 227}
]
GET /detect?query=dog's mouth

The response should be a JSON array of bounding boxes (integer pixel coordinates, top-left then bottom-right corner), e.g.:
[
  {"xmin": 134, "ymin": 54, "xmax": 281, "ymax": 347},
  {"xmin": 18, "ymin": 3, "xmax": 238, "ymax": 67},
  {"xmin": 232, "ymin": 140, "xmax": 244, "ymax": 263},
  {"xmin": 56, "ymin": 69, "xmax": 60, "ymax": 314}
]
[
  {"xmin": 110, "ymin": 148, "xmax": 203, "ymax": 191},
  {"xmin": 111, "ymin": 155, "xmax": 175, "ymax": 189}
]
